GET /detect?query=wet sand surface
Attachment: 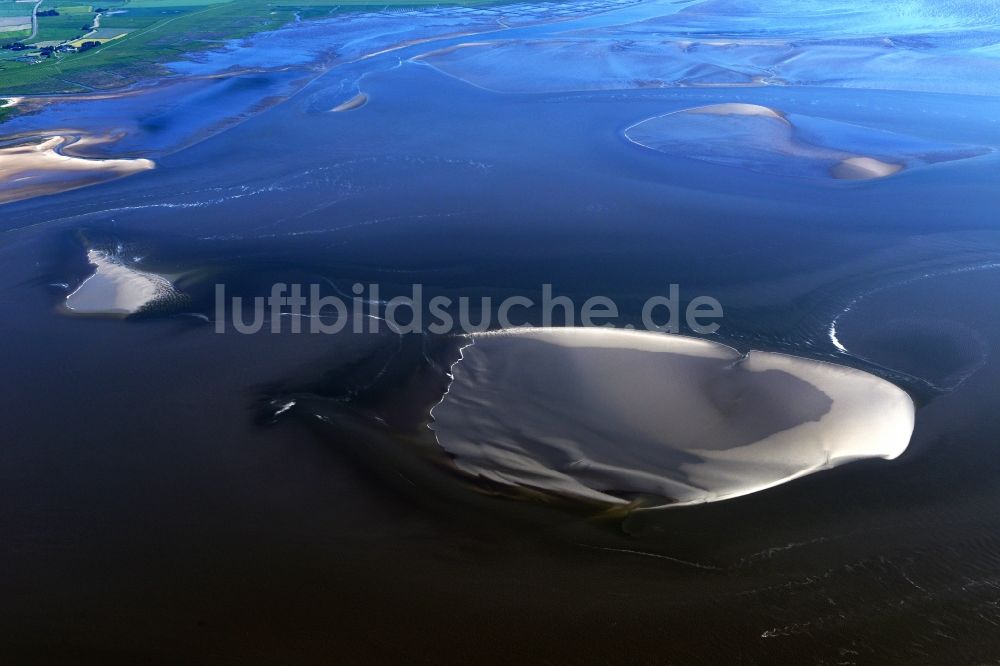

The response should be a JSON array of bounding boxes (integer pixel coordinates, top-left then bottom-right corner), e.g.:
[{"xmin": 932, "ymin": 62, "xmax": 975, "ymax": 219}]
[
  {"xmin": 3, "ymin": 0, "xmax": 1000, "ymax": 662},
  {"xmin": 431, "ymin": 328, "xmax": 913, "ymax": 507},
  {"xmin": 0, "ymin": 136, "xmax": 154, "ymax": 204}
]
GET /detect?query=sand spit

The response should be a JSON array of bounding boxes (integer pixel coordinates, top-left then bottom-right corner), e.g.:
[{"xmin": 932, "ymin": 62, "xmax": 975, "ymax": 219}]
[
  {"xmin": 0, "ymin": 136, "xmax": 154, "ymax": 204},
  {"xmin": 624, "ymin": 103, "xmax": 980, "ymax": 181},
  {"xmin": 331, "ymin": 93, "xmax": 368, "ymax": 112},
  {"xmin": 64, "ymin": 249, "xmax": 176, "ymax": 316},
  {"xmin": 430, "ymin": 328, "xmax": 914, "ymax": 510}
]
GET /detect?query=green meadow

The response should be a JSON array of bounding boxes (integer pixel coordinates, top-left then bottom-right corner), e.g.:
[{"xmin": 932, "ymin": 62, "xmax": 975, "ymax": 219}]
[{"xmin": 0, "ymin": 0, "xmax": 497, "ymax": 95}]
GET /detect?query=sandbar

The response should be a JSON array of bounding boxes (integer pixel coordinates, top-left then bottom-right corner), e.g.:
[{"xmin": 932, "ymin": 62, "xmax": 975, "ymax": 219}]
[
  {"xmin": 0, "ymin": 135, "xmax": 154, "ymax": 204},
  {"xmin": 430, "ymin": 327, "xmax": 914, "ymax": 509},
  {"xmin": 64, "ymin": 249, "xmax": 176, "ymax": 316},
  {"xmin": 331, "ymin": 93, "xmax": 368, "ymax": 112}
]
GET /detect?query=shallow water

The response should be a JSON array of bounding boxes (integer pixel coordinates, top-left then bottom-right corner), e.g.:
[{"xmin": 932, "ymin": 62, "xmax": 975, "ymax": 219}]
[{"xmin": 2, "ymin": 0, "xmax": 1000, "ymax": 662}]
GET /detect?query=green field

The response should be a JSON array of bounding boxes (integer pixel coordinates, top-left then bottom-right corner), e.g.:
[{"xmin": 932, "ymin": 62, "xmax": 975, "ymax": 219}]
[
  {"xmin": 0, "ymin": 3, "xmax": 33, "ymax": 16},
  {"xmin": 34, "ymin": 11, "xmax": 95, "ymax": 42},
  {"xmin": 0, "ymin": 0, "xmax": 500, "ymax": 95},
  {"xmin": 0, "ymin": 0, "xmax": 32, "ymax": 44}
]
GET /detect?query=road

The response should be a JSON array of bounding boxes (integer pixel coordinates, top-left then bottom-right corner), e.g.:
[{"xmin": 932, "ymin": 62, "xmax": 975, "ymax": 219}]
[{"xmin": 26, "ymin": 0, "xmax": 43, "ymax": 41}]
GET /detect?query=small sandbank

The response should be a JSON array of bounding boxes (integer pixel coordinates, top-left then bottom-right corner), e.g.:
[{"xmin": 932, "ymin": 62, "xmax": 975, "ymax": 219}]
[
  {"xmin": 331, "ymin": 93, "xmax": 368, "ymax": 112},
  {"xmin": 64, "ymin": 249, "xmax": 176, "ymax": 316},
  {"xmin": 687, "ymin": 102, "xmax": 788, "ymax": 122},
  {"xmin": 0, "ymin": 135, "xmax": 155, "ymax": 205},
  {"xmin": 430, "ymin": 328, "xmax": 914, "ymax": 510},
  {"xmin": 831, "ymin": 156, "xmax": 904, "ymax": 180}
]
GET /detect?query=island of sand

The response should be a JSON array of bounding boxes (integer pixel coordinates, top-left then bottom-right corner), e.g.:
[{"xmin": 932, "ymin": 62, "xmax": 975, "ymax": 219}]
[
  {"xmin": 625, "ymin": 103, "xmax": 987, "ymax": 181},
  {"xmin": 64, "ymin": 249, "xmax": 177, "ymax": 316},
  {"xmin": 0, "ymin": 136, "xmax": 154, "ymax": 205},
  {"xmin": 430, "ymin": 327, "xmax": 915, "ymax": 509},
  {"xmin": 331, "ymin": 93, "xmax": 369, "ymax": 112}
]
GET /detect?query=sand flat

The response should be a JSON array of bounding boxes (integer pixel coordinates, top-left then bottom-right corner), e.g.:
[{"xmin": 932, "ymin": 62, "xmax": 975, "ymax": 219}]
[
  {"xmin": 831, "ymin": 156, "xmax": 904, "ymax": 179},
  {"xmin": 331, "ymin": 93, "xmax": 369, "ymax": 112},
  {"xmin": 64, "ymin": 250, "xmax": 175, "ymax": 316},
  {"xmin": 688, "ymin": 102, "xmax": 788, "ymax": 122},
  {"xmin": 0, "ymin": 136, "xmax": 154, "ymax": 205},
  {"xmin": 431, "ymin": 328, "xmax": 914, "ymax": 509},
  {"xmin": 625, "ymin": 103, "xmax": 982, "ymax": 181}
]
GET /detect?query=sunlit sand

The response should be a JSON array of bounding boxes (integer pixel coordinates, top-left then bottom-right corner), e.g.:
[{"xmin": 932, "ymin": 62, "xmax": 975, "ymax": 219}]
[
  {"xmin": 64, "ymin": 250, "xmax": 176, "ymax": 316},
  {"xmin": 331, "ymin": 93, "xmax": 369, "ymax": 112},
  {"xmin": 688, "ymin": 103, "xmax": 787, "ymax": 121},
  {"xmin": 0, "ymin": 136, "xmax": 154, "ymax": 204},
  {"xmin": 431, "ymin": 328, "xmax": 914, "ymax": 509},
  {"xmin": 831, "ymin": 156, "xmax": 905, "ymax": 180}
]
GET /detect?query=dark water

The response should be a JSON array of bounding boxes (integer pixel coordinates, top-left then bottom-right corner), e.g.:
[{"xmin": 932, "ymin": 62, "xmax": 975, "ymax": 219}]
[{"xmin": 3, "ymin": 0, "xmax": 1000, "ymax": 662}]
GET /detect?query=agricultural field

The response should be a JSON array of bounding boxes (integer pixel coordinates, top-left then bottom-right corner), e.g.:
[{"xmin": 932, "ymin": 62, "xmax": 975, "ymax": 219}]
[
  {"xmin": 0, "ymin": 0, "xmax": 33, "ymax": 43},
  {"xmin": 0, "ymin": 0, "xmax": 500, "ymax": 95}
]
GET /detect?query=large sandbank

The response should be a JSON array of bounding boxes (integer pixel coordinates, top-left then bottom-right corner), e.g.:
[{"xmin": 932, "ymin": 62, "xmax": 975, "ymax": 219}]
[
  {"xmin": 0, "ymin": 135, "xmax": 154, "ymax": 204},
  {"xmin": 431, "ymin": 328, "xmax": 914, "ymax": 509}
]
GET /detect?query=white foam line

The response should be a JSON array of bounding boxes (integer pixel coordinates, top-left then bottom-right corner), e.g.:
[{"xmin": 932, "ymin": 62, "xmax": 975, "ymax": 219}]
[
  {"xmin": 826, "ymin": 260, "xmax": 1000, "ymax": 360},
  {"xmin": 576, "ymin": 543, "xmax": 724, "ymax": 572},
  {"xmin": 427, "ymin": 334, "xmax": 475, "ymax": 428}
]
